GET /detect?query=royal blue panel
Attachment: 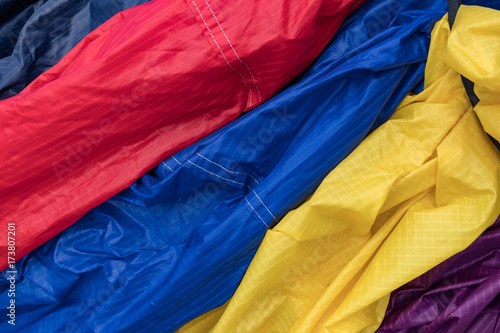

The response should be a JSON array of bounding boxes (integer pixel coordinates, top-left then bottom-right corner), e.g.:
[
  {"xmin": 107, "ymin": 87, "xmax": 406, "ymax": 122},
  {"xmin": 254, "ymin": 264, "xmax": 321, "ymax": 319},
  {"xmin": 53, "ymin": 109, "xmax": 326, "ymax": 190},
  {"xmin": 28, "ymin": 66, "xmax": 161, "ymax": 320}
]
[
  {"xmin": 0, "ymin": 0, "xmax": 151, "ymax": 100},
  {"xmin": 3, "ymin": 0, "xmax": 500, "ymax": 332}
]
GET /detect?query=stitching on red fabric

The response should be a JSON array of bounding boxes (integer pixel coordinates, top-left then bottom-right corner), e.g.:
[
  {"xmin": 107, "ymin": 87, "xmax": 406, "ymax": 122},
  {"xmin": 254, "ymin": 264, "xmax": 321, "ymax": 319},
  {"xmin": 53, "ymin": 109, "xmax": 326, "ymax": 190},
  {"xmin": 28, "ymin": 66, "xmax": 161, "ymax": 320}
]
[
  {"xmin": 204, "ymin": 0, "xmax": 262, "ymax": 103},
  {"xmin": 191, "ymin": 0, "xmax": 254, "ymax": 107}
]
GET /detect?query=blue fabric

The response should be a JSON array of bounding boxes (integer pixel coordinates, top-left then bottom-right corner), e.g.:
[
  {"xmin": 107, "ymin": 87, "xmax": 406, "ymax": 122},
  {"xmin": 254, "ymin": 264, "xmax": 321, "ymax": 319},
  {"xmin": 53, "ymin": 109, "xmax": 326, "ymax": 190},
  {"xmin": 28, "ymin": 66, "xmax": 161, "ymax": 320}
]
[
  {"xmin": 0, "ymin": 1, "xmax": 45, "ymax": 58},
  {"xmin": 0, "ymin": 0, "xmax": 151, "ymax": 100},
  {"xmin": 3, "ymin": 0, "xmax": 500, "ymax": 332}
]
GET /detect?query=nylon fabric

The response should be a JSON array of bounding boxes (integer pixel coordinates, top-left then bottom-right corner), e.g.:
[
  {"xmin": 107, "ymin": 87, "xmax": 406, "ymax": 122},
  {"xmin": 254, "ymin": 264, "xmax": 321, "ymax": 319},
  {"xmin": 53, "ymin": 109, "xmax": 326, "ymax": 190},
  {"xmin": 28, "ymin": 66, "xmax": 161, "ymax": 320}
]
[
  {"xmin": 0, "ymin": 0, "xmax": 153, "ymax": 100},
  {"xmin": 0, "ymin": 0, "xmax": 437, "ymax": 330},
  {"xmin": 178, "ymin": 6, "xmax": 500, "ymax": 332},
  {"xmin": 376, "ymin": 8, "xmax": 500, "ymax": 328},
  {"xmin": 0, "ymin": 0, "xmax": 45, "ymax": 58},
  {"xmin": 0, "ymin": 0, "xmax": 366, "ymax": 271},
  {"xmin": 377, "ymin": 215, "xmax": 500, "ymax": 333},
  {"xmin": 446, "ymin": 6, "xmax": 500, "ymax": 144},
  {"xmin": 447, "ymin": 0, "xmax": 481, "ymax": 108}
]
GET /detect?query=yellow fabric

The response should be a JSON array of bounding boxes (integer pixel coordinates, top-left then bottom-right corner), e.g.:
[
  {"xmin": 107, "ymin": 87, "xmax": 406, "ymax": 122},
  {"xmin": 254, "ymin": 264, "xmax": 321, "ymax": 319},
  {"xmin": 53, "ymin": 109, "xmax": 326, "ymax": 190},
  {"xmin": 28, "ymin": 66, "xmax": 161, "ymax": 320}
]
[
  {"xmin": 446, "ymin": 7, "xmax": 500, "ymax": 143},
  {"xmin": 178, "ymin": 6, "xmax": 500, "ymax": 333},
  {"xmin": 178, "ymin": 302, "xmax": 229, "ymax": 332}
]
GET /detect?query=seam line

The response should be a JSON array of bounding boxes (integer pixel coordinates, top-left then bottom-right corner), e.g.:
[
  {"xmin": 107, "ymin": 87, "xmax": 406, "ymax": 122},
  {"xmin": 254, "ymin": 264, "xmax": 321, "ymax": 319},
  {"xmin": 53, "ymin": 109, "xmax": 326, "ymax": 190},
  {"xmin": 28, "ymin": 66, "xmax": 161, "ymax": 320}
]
[
  {"xmin": 187, "ymin": 159, "xmax": 250, "ymax": 188},
  {"xmin": 205, "ymin": 0, "xmax": 262, "ymax": 103},
  {"xmin": 196, "ymin": 152, "xmax": 259, "ymax": 184},
  {"xmin": 192, "ymin": 1, "xmax": 254, "ymax": 107},
  {"xmin": 245, "ymin": 197, "xmax": 269, "ymax": 228},
  {"xmin": 172, "ymin": 156, "xmax": 182, "ymax": 165},
  {"xmin": 162, "ymin": 161, "xmax": 173, "ymax": 172},
  {"xmin": 187, "ymin": 156, "xmax": 275, "ymax": 229},
  {"xmin": 252, "ymin": 189, "xmax": 277, "ymax": 222}
]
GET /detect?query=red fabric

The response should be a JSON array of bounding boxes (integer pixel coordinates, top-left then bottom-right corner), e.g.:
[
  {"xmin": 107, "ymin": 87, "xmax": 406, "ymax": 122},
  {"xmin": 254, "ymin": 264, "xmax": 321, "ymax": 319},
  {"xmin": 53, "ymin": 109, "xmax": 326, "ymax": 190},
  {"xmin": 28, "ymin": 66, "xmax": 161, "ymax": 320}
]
[{"xmin": 0, "ymin": 0, "xmax": 364, "ymax": 269}]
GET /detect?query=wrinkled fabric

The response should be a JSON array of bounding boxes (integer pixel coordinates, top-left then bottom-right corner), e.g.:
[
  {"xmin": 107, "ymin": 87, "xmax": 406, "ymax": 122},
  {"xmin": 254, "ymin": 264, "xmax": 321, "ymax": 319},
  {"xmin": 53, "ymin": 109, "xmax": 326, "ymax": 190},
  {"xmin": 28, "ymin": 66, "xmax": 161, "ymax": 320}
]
[
  {"xmin": 178, "ymin": 6, "xmax": 500, "ymax": 333},
  {"xmin": 377, "ymin": 215, "xmax": 500, "ymax": 333},
  {"xmin": 0, "ymin": 0, "xmax": 153, "ymax": 99},
  {"xmin": 0, "ymin": 0, "xmax": 436, "ymax": 331},
  {"xmin": 0, "ymin": 0, "xmax": 366, "ymax": 271},
  {"xmin": 456, "ymin": 19, "xmax": 500, "ymax": 146},
  {"xmin": 0, "ymin": 0, "xmax": 44, "ymax": 59}
]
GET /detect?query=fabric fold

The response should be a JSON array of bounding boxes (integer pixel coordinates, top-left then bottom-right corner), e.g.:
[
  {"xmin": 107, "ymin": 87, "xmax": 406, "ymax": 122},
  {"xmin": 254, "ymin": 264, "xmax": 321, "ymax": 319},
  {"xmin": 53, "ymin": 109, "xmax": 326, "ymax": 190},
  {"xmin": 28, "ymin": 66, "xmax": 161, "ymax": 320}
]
[
  {"xmin": 377, "ymin": 216, "xmax": 500, "ymax": 333},
  {"xmin": 0, "ymin": 0, "xmax": 365, "ymax": 271},
  {"xmin": 0, "ymin": 0, "xmax": 437, "ymax": 331},
  {"xmin": 0, "ymin": 0, "xmax": 152, "ymax": 100},
  {"xmin": 178, "ymin": 5, "xmax": 500, "ymax": 332}
]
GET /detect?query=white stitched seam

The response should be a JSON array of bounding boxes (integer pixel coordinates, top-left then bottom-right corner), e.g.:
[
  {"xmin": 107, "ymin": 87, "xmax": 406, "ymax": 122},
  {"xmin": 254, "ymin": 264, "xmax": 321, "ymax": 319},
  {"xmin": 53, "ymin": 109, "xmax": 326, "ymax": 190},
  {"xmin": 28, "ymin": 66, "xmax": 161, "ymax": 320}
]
[
  {"xmin": 172, "ymin": 156, "xmax": 182, "ymax": 165},
  {"xmin": 196, "ymin": 152, "xmax": 259, "ymax": 184},
  {"xmin": 252, "ymin": 189, "xmax": 277, "ymax": 222},
  {"xmin": 245, "ymin": 197, "xmax": 269, "ymax": 228},
  {"xmin": 187, "ymin": 159, "xmax": 250, "ymax": 188},
  {"xmin": 162, "ymin": 161, "xmax": 173, "ymax": 172},
  {"xmin": 205, "ymin": 0, "xmax": 262, "ymax": 103},
  {"xmin": 187, "ymin": 157, "xmax": 274, "ymax": 229},
  {"xmin": 192, "ymin": 1, "xmax": 253, "ymax": 107}
]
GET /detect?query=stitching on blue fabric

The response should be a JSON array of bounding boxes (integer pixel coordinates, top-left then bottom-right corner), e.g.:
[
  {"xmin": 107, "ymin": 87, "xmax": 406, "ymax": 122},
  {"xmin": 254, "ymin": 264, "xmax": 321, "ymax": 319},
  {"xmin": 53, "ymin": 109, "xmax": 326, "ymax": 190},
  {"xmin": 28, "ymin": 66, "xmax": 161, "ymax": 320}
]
[
  {"xmin": 196, "ymin": 152, "xmax": 259, "ymax": 184},
  {"xmin": 172, "ymin": 156, "xmax": 182, "ymax": 165},
  {"xmin": 162, "ymin": 161, "xmax": 173, "ymax": 172},
  {"xmin": 191, "ymin": 0, "xmax": 254, "ymax": 107},
  {"xmin": 193, "ymin": 154, "xmax": 275, "ymax": 224},
  {"xmin": 187, "ymin": 159, "xmax": 250, "ymax": 187},
  {"xmin": 204, "ymin": 0, "xmax": 261, "ymax": 103},
  {"xmin": 185, "ymin": 157, "xmax": 274, "ymax": 229},
  {"xmin": 252, "ymin": 189, "xmax": 277, "ymax": 222},
  {"xmin": 245, "ymin": 197, "xmax": 269, "ymax": 228}
]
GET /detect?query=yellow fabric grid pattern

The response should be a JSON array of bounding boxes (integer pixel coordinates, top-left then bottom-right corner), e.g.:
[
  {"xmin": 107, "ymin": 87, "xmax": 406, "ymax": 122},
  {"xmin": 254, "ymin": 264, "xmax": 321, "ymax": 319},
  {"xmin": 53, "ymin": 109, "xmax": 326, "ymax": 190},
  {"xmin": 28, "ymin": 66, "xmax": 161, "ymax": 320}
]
[{"xmin": 178, "ymin": 6, "xmax": 500, "ymax": 333}]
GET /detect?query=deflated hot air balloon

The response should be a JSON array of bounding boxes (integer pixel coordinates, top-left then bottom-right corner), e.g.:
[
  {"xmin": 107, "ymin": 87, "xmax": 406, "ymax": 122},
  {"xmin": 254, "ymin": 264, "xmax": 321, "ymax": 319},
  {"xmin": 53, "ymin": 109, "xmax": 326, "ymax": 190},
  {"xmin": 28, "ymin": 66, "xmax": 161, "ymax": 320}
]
[
  {"xmin": 0, "ymin": 0, "xmax": 440, "ymax": 331},
  {"xmin": 0, "ymin": 0, "xmax": 366, "ymax": 272},
  {"xmin": 178, "ymin": 4, "xmax": 500, "ymax": 333}
]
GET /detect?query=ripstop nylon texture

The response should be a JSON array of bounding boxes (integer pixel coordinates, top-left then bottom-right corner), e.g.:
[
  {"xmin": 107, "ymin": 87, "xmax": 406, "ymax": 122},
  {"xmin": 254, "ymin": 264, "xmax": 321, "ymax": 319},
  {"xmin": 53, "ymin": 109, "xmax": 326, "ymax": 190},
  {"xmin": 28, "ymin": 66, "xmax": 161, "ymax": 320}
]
[
  {"xmin": 377, "ymin": 215, "xmax": 500, "ymax": 333},
  {"xmin": 0, "ymin": 0, "xmax": 438, "ymax": 330},
  {"xmin": 0, "ymin": 0, "xmax": 153, "ymax": 100},
  {"xmin": 177, "ymin": 5, "xmax": 500, "ymax": 333},
  {"xmin": 0, "ymin": 0, "xmax": 366, "ymax": 271}
]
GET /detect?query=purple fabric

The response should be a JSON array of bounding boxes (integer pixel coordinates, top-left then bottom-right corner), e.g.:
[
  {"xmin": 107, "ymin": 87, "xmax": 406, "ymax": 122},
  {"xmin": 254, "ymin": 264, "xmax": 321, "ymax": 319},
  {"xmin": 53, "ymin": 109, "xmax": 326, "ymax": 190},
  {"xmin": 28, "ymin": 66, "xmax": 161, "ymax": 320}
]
[{"xmin": 377, "ymin": 216, "xmax": 500, "ymax": 333}]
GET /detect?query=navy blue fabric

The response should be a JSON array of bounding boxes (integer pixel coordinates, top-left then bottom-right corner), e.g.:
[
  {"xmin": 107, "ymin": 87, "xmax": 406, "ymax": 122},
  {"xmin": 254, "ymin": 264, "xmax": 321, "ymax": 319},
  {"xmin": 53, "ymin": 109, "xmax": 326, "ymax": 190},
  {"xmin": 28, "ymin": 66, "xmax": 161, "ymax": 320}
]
[
  {"xmin": 3, "ymin": 0, "xmax": 500, "ymax": 332},
  {"xmin": 0, "ymin": 1, "xmax": 45, "ymax": 58},
  {"xmin": 0, "ymin": 0, "xmax": 151, "ymax": 100}
]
